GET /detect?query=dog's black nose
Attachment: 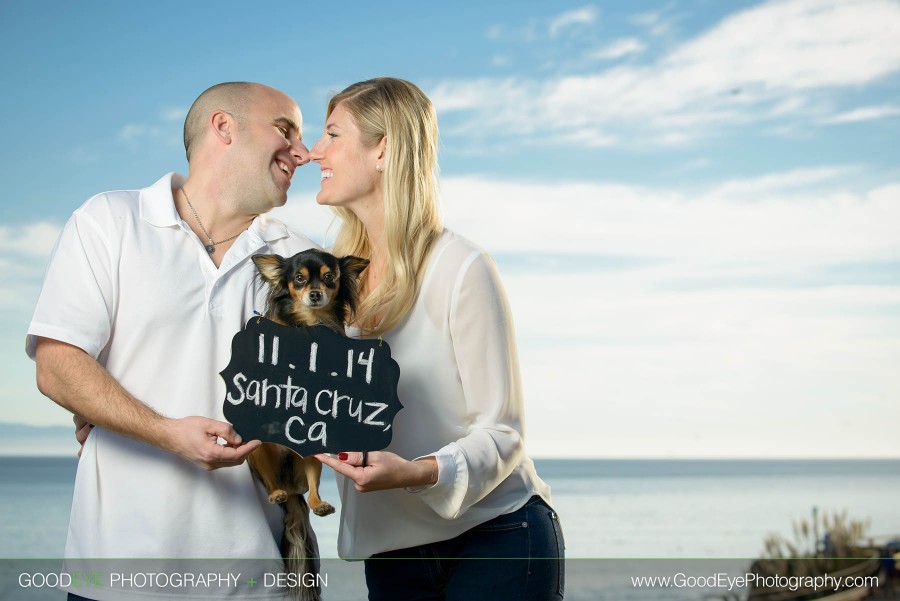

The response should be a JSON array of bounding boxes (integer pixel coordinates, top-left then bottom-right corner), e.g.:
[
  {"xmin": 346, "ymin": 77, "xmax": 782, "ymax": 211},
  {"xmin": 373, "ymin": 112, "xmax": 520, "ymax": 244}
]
[{"xmin": 309, "ymin": 290, "xmax": 323, "ymax": 303}]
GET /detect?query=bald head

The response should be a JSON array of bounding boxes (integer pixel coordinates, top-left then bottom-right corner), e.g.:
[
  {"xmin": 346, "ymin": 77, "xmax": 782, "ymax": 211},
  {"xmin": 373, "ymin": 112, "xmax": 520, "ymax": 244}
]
[{"xmin": 183, "ymin": 82, "xmax": 263, "ymax": 161}]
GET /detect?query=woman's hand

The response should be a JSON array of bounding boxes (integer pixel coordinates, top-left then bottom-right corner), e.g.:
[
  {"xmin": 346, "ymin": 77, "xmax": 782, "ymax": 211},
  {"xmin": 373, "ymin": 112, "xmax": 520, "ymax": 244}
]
[
  {"xmin": 74, "ymin": 414, "xmax": 94, "ymax": 458},
  {"xmin": 316, "ymin": 451, "xmax": 437, "ymax": 492}
]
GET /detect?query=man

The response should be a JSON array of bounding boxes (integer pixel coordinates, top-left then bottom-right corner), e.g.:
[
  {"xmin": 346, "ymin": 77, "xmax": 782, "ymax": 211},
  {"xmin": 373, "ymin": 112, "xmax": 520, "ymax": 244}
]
[{"xmin": 27, "ymin": 82, "xmax": 318, "ymax": 600}]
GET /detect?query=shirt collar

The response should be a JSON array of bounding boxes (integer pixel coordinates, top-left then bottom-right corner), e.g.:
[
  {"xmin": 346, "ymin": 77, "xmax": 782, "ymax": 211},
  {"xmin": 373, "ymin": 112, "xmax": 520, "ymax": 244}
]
[
  {"xmin": 138, "ymin": 172, "xmax": 290, "ymax": 243},
  {"xmin": 139, "ymin": 172, "xmax": 183, "ymax": 228},
  {"xmin": 252, "ymin": 212, "xmax": 290, "ymax": 243}
]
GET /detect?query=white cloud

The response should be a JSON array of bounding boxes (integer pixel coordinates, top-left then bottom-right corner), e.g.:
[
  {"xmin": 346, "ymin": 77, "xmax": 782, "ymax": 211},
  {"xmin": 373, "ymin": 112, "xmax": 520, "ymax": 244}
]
[
  {"xmin": 629, "ymin": 8, "xmax": 674, "ymax": 36},
  {"xmin": 160, "ymin": 106, "xmax": 188, "ymax": 122},
  {"xmin": 303, "ymin": 121, "xmax": 323, "ymax": 143},
  {"xmin": 549, "ymin": 5, "xmax": 599, "ymax": 37},
  {"xmin": 117, "ymin": 104, "xmax": 190, "ymax": 145},
  {"xmin": 0, "ymin": 222, "xmax": 62, "ymax": 258},
  {"xmin": 430, "ymin": 77, "xmax": 516, "ymax": 112},
  {"xmin": 703, "ymin": 165, "xmax": 861, "ymax": 199},
  {"xmin": 439, "ymin": 171, "xmax": 900, "ymax": 269},
  {"xmin": 270, "ymin": 190, "xmax": 341, "ymax": 248},
  {"xmin": 483, "ymin": 19, "xmax": 540, "ymax": 44},
  {"xmin": 664, "ymin": 0, "xmax": 900, "ymax": 90},
  {"xmin": 488, "ymin": 5, "xmax": 599, "ymax": 44},
  {"xmin": 436, "ymin": 171, "xmax": 900, "ymax": 459},
  {"xmin": 519, "ymin": 283, "xmax": 900, "ymax": 458},
  {"xmin": 117, "ymin": 123, "xmax": 162, "ymax": 142},
  {"xmin": 554, "ymin": 129, "xmax": 618, "ymax": 147},
  {"xmin": 589, "ymin": 37, "xmax": 646, "ymax": 60},
  {"xmin": 822, "ymin": 104, "xmax": 900, "ymax": 124},
  {"xmin": 0, "ymin": 222, "xmax": 62, "ymax": 312},
  {"xmin": 680, "ymin": 158, "xmax": 711, "ymax": 171},
  {"xmin": 491, "ymin": 55, "xmax": 512, "ymax": 67},
  {"xmin": 432, "ymin": 0, "xmax": 900, "ymax": 147},
  {"xmin": 485, "ymin": 24, "xmax": 504, "ymax": 40}
]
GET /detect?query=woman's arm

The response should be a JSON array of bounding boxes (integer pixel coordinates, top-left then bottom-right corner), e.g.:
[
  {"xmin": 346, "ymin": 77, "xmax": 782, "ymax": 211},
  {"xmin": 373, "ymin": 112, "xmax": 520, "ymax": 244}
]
[
  {"xmin": 318, "ymin": 249, "xmax": 526, "ymax": 518},
  {"xmin": 415, "ymin": 250, "xmax": 526, "ymax": 518}
]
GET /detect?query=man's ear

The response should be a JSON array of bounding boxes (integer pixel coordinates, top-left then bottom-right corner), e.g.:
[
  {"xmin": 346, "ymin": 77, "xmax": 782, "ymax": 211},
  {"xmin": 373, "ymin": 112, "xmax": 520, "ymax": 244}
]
[{"xmin": 210, "ymin": 110, "xmax": 235, "ymax": 145}]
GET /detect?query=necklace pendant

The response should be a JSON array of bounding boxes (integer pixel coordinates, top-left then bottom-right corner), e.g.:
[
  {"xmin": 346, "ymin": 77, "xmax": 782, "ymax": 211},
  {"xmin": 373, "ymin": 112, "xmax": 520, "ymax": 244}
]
[{"xmin": 204, "ymin": 244, "xmax": 216, "ymax": 253}]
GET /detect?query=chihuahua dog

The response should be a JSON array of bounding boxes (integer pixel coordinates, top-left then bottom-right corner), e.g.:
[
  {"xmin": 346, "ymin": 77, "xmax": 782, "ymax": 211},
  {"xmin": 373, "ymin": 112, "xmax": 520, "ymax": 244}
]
[{"xmin": 250, "ymin": 248, "xmax": 369, "ymax": 600}]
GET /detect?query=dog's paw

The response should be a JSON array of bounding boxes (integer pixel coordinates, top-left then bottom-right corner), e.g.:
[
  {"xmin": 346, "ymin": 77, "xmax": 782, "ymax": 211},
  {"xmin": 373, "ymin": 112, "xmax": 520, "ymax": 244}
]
[
  {"xmin": 312, "ymin": 502, "xmax": 335, "ymax": 517},
  {"xmin": 268, "ymin": 489, "xmax": 289, "ymax": 504}
]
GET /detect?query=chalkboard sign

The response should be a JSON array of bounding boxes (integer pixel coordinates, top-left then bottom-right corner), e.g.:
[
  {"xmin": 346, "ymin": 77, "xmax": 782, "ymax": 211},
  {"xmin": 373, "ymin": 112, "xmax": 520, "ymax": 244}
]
[{"xmin": 220, "ymin": 317, "xmax": 402, "ymax": 456}]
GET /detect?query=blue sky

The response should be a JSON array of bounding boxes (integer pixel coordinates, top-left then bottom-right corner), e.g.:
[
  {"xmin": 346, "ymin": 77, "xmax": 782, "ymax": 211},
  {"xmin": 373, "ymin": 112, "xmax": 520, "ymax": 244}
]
[{"xmin": 1, "ymin": 0, "xmax": 899, "ymax": 457}]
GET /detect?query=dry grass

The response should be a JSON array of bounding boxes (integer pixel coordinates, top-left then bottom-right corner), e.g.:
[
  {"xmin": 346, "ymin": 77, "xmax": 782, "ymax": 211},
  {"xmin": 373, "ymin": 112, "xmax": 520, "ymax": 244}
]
[{"xmin": 755, "ymin": 510, "xmax": 872, "ymax": 578}]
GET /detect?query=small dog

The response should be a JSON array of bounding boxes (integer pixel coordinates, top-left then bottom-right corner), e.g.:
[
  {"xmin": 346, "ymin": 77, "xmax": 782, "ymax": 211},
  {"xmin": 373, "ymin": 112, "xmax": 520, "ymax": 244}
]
[{"xmin": 250, "ymin": 248, "xmax": 369, "ymax": 600}]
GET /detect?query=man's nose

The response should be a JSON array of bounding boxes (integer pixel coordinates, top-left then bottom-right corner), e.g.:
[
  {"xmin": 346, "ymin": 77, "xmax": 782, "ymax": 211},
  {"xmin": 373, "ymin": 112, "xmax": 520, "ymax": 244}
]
[{"xmin": 291, "ymin": 139, "xmax": 310, "ymax": 166}]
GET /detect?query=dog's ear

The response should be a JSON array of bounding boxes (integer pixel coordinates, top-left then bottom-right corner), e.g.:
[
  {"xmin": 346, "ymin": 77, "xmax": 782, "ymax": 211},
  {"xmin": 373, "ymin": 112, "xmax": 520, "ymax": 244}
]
[
  {"xmin": 339, "ymin": 255, "xmax": 370, "ymax": 281},
  {"xmin": 252, "ymin": 254, "xmax": 286, "ymax": 285}
]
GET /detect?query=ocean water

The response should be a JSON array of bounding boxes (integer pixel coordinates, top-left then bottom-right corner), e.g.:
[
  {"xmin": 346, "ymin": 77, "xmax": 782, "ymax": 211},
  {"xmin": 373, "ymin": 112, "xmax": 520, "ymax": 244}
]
[{"xmin": 2, "ymin": 457, "xmax": 899, "ymax": 599}]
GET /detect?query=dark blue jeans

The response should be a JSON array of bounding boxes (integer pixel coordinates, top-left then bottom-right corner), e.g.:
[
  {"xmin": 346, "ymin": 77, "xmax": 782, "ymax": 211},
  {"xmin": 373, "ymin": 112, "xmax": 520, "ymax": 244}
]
[{"xmin": 365, "ymin": 496, "xmax": 565, "ymax": 601}]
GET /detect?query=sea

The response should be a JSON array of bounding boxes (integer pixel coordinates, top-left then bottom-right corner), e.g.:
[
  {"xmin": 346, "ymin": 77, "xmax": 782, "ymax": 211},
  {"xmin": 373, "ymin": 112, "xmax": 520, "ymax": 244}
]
[{"xmin": 2, "ymin": 457, "xmax": 898, "ymax": 600}]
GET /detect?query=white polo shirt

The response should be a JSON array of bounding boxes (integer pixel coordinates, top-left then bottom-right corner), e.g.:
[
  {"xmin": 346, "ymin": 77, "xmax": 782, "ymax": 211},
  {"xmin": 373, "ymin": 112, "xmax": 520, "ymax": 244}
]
[{"xmin": 26, "ymin": 173, "xmax": 318, "ymax": 600}]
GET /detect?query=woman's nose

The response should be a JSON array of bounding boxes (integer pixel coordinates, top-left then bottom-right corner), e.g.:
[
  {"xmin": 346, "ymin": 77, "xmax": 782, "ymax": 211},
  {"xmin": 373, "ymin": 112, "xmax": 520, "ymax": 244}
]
[{"xmin": 308, "ymin": 136, "xmax": 326, "ymax": 162}]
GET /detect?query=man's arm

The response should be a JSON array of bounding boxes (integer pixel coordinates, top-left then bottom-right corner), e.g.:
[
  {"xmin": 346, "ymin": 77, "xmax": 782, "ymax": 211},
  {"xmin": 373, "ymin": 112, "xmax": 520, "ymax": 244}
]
[{"xmin": 35, "ymin": 337, "xmax": 259, "ymax": 470}]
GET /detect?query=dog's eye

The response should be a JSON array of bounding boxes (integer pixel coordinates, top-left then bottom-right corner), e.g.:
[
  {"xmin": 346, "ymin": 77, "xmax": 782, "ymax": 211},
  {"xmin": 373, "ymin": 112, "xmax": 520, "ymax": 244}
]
[
  {"xmin": 294, "ymin": 275, "xmax": 307, "ymax": 286},
  {"xmin": 323, "ymin": 273, "xmax": 335, "ymax": 284}
]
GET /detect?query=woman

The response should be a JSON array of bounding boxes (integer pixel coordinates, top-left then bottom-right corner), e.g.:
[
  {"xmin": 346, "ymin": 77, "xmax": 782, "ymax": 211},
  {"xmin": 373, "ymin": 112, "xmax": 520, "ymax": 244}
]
[{"xmin": 311, "ymin": 78, "xmax": 565, "ymax": 601}]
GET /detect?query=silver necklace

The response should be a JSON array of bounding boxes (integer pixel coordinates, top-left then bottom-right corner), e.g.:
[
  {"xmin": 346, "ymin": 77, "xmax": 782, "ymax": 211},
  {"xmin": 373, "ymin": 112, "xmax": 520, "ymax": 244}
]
[{"xmin": 181, "ymin": 187, "xmax": 243, "ymax": 253}]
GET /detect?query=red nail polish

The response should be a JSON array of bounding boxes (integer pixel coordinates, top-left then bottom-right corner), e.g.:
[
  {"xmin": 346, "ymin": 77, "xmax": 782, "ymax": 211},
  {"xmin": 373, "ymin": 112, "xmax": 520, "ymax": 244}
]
[{"xmin": 338, "ymin": 452, "xmax": 349, "ymax": 461}]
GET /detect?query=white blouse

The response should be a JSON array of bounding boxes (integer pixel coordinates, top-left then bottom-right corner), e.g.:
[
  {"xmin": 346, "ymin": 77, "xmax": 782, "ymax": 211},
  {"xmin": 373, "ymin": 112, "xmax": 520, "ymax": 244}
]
[{"xmin": 337, "ymin": 229, "xmax": 552, "ymax": 558}]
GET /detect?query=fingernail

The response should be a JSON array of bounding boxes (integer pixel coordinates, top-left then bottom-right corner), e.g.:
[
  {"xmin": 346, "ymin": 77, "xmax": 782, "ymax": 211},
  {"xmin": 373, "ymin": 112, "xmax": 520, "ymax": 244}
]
[
  {"xmin": 234, "ymin": 434, "xmax": 242, "ymax": 444},
  {"xmin": 338, "ymin": 452, "xmax": 348, "ymax": 461}
]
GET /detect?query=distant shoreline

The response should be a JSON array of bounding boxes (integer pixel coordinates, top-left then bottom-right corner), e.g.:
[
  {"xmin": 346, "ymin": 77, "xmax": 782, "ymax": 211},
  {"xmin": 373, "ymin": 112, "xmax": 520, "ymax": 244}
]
[
  {"xmin": 2, "ymin": 423, "xmax": 899, "ymax": 461},
  {"xmin": 523, "ymin": 458, "xmax": 900, "ymax": 479}
]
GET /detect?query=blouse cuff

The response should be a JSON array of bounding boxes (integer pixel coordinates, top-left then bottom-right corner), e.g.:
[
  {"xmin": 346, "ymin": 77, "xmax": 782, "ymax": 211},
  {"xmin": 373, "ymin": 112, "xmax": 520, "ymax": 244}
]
[{"xmin": 406, "ymin": 443, "xmax": 469, "ymax": 520}]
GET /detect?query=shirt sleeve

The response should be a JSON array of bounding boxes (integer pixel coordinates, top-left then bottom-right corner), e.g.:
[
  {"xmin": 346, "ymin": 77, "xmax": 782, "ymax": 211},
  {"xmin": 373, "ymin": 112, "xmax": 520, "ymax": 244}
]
[
  {"xmin": 413, "ymin": 250, "xmax": 526, "ymax": 519},
  {"xmin": 26, "ymin": 203, "xmax": 116, "ymax": 360}
]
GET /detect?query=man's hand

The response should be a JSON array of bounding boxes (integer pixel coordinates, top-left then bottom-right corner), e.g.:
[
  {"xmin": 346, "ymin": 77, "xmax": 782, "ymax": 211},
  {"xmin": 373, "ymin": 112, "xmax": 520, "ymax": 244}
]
[
  {"xmin": 71, "ymin": 413, "xmax": 258, "ymax": 470},
  {"xmin": 162, "ymin": 416, "xmax": 261, "ymax": 471}
]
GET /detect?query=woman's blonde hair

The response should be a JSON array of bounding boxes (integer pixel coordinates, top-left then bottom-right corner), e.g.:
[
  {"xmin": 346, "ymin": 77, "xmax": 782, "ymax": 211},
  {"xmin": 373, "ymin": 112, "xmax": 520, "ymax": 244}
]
[{"xmin": 329, "ymin": 78, "xmax": 443, "ymax": 336}]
